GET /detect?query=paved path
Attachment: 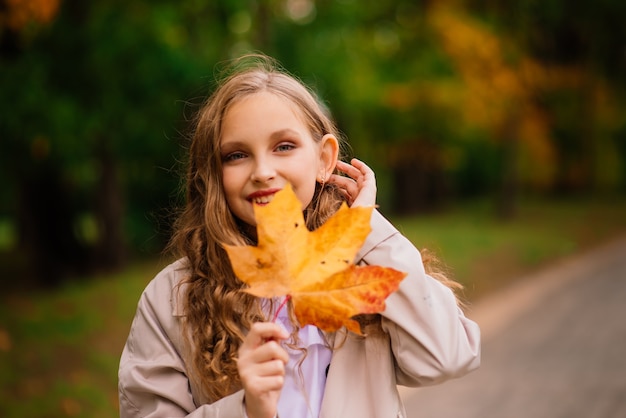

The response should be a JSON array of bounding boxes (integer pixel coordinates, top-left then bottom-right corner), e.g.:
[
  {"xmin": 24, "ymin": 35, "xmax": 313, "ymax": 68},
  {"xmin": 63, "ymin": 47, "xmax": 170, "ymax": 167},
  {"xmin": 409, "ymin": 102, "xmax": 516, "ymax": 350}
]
[{"xmin": 402, "ymin": 235, "xmax": 626, "ymax": 418}]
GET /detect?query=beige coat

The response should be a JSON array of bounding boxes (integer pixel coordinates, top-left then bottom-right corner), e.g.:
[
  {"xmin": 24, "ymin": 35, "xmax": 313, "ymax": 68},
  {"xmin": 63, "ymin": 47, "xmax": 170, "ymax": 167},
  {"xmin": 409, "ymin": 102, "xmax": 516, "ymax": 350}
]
[{"xmin": 118, "ymin": 211, "xmax": 481, "ymax": 417}]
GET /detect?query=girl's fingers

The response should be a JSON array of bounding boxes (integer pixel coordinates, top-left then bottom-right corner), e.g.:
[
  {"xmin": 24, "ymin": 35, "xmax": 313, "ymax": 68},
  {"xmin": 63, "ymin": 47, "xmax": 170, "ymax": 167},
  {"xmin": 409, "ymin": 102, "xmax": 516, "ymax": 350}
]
[
  {"xmin": 237, "ymin": 322, "xmax": 289, "ymax": 406},
  {"xmin": 247, "ymin": 375, "xmax": 285, "ymax": 392},
  {"xmin": 335, "ymin": 160, "xmax": 360, "ymax": 180},
  {"xmin": 241, "ymin": 322, "xmax": 289, "ymax": 350},
  {"xmin": 239, "ymin": 357, "xmax": 285, "ymax": 380},
  {"xmin": 239, "ymin": 323, "xmax": 289, "ymax": 361},
  {"xmin": 237, "ymin": 325, "xmax": 288, "ymax": 416},
  {"xmin": 253, "ymin": 358, "xmax": 286, "ymax": 377},
  {"xmin": 336, "ymin": 159, "xmax": 374, "ymax": 180},
  {"xmin": 330, "ymin": 158, "xmax": 377, "ymax": 207},
  {"xmin": 329, "ymin": 173, "xmax": 357, "ymax": 193},
  {"xmin": 253, "ymin": 339, "xmax": 289, "ymax": 364}
]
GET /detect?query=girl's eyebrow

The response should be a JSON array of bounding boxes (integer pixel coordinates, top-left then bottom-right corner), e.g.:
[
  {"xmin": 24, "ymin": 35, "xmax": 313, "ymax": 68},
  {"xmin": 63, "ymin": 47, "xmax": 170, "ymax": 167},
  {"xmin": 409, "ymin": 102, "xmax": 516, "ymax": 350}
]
[
  {"xmin": 270, "ymin": 128, "xmax": 301, "ymax": 140},
  {"xmin": 222, "ymin": 129, "xmax": 301, "ymax": 145},
  {"xmin": 219, "ymin": 140, "xmax": 246, "ymax": 153}
]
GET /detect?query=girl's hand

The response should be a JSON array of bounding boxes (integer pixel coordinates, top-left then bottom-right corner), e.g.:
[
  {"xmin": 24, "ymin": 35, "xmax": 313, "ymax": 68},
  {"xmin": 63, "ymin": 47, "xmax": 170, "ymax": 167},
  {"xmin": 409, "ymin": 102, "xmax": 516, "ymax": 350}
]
[
  {"xmin": 237, "ymin": 322, "xmax": 289, "ymax": 418},
  {"xmin": 329, "ymin": 158, "xmax": 377, "ymax": 207}
]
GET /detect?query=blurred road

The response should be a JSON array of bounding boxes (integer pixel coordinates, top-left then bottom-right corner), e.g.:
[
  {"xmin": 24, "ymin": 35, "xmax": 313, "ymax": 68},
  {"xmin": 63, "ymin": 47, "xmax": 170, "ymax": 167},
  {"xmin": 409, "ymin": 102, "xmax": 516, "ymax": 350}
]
[{"xmin": 402, "ymin": 235, "xmax": 626, "ymax": 418}]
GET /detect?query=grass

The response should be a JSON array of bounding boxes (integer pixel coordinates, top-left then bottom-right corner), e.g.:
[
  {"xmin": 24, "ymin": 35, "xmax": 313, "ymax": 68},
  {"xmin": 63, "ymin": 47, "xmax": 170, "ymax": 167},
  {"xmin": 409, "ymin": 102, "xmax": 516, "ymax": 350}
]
[
  {"xmin": 389, "ymin": 195, "xmax": 626, "ymax": 300},
  {"xmin": 0, "ymin": 260, "xmax": 166, "ymax": 418},
  {"xmin": 1, "ymin": 196, "xmax": 625, "ymax": 417}
]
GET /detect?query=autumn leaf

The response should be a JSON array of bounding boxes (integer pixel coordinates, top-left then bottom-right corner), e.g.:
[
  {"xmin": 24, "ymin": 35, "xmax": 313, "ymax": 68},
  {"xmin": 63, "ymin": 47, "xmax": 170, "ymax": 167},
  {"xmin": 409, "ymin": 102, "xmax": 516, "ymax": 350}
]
[{"xmin": 223, "ymin": 184, "xmax": 407, "ymax": 334}]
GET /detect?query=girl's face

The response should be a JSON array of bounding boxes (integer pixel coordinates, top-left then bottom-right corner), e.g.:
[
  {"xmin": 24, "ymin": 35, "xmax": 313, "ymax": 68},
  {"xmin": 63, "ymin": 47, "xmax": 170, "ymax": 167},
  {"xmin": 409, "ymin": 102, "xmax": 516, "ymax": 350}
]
[{"xmin": 220, "ymin": 91, "xmax": 338, "ymax": 227}]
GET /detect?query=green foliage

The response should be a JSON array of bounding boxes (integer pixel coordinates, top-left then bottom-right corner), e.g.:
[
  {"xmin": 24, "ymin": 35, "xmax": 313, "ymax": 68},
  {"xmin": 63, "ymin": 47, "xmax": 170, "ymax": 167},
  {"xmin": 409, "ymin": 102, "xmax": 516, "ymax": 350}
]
[{"xmin": 1, "ymin": 0, "xmax": 626, "ymax": 283}]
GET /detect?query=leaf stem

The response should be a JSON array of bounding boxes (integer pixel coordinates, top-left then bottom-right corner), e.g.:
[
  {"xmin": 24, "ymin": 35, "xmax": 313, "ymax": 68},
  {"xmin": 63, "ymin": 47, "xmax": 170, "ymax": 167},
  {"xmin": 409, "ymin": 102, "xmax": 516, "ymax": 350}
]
[{"xmin": 272, "ymin": 295, "xmax": 292, "ymax": 323}]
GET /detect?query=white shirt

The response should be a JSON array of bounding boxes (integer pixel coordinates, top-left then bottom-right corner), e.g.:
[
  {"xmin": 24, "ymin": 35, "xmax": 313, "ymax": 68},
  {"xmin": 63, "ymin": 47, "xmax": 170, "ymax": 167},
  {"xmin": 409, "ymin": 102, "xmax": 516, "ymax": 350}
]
[{"xmin": 272, "ymin": 299, "xmax": 332, "ymax": 418}]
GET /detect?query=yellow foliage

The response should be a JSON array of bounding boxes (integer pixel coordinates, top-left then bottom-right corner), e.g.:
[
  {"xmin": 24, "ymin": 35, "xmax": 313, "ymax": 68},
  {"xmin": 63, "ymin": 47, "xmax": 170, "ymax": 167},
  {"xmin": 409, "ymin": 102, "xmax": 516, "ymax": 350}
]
[
  {"xmin": 427, "ymin": 3, "xmax": 562, "ymax": 181},
  {"xmin": 223, "ymin": 185, "xmax": 407, "ymax": 335},
  {"xmin": 1, "ymin": 0, "xmax": 60, "ymax": 30}
]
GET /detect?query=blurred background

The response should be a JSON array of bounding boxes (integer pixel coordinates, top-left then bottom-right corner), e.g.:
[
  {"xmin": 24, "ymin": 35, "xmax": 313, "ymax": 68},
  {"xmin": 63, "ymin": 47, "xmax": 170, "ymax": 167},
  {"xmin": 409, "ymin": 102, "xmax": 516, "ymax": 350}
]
[{"xmin": 1, "ymin": 0, "xmax": 625, "ymax": 417}]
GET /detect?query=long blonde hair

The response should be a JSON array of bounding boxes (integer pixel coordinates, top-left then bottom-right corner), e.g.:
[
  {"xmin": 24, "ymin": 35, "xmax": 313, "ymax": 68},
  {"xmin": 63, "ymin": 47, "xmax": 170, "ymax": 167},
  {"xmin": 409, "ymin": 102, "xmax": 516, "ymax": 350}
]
[{"xmin": 168, "ymin": 55, "xmax": 346, "ymax": 401}]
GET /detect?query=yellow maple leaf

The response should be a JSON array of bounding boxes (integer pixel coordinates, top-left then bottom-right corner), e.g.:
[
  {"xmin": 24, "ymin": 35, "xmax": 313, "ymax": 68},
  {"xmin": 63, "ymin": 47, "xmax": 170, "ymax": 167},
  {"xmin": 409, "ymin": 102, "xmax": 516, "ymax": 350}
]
[{"xmin": 224, "ymin": 184, "xmax": 407, "ymax": 334}]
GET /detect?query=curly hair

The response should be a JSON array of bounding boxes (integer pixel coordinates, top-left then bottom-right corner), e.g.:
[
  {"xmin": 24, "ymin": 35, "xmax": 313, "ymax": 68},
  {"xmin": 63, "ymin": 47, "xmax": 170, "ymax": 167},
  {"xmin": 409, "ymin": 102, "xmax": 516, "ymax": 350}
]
[{"xmin": 168, "ymin": 54, "xmax": 348, "ymax": 402}]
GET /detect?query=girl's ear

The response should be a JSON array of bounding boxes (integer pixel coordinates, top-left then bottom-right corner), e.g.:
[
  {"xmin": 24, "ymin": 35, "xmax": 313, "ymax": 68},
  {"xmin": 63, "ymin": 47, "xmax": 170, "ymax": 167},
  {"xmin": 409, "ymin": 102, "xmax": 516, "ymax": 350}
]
[{"xmin": 318, "ymin": 134, "xmax": 339, "ymax": 182}]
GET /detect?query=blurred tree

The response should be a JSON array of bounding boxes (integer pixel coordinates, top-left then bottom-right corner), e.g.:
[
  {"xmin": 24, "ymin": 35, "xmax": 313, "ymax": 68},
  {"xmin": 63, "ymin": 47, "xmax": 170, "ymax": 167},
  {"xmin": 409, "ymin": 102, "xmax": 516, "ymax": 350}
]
[
  {"xmin": 0, "ymin": 0, "xmax": 74, "ymax": 286},
  {"xmin": 425, "ymin": 4, "xmax": 550, "ymax": 218},
  {"xmin": 466, "ymin": 0, "xmax": 626, "ymax": 195},
  {"xmin": 1, "ymin": 0, "xmax": 625, "ymax": 287},
  {"xmin": 0, "ymin": 0, "xmax": 215, "ymax": 285}
]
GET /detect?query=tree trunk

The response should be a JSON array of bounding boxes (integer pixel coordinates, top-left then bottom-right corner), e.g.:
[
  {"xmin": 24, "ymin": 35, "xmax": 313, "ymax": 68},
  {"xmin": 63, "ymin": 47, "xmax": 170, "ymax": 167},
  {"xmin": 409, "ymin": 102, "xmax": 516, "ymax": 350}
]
[
  {"xmin": 495, "ymin": 115, "xmax": 520, "ymax": 220},
  {"xmin": 94, "ymin": 138, "xmax": 127, "ymax": 271},
  {"xmin": 16, "ymin": 161, "xmax": 88, "ymax": 287},
  {"xmin": 391, "ymin": 142, "xmax": 448, "ymax": 214}
]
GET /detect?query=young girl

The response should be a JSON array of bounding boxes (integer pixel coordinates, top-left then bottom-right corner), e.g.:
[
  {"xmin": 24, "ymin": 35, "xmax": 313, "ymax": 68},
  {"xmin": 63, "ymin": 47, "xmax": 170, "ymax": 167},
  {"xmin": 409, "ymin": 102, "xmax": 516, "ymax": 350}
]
[{"xmin": 118, "ymin": 55, "xmax": 480, "ymax": 418}]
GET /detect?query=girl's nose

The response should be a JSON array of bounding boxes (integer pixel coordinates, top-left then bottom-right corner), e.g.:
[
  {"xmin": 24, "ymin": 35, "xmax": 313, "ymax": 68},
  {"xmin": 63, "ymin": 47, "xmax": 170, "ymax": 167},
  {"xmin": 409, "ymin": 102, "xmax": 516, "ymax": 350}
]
[{"xmin": 250, "ymin": 160, "xmax": 276, "ymax": 183}]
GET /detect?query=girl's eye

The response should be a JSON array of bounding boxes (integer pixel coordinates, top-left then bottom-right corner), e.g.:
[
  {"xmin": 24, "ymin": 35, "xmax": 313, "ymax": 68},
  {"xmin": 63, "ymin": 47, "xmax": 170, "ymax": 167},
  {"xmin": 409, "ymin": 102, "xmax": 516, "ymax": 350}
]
[
  {"xmin": 276, "ymin": 143, "xmax": 295, "ymax": 152},
  {"xmin": 223, "ymin": 152, "xmax": 246, "ymax": 162}
]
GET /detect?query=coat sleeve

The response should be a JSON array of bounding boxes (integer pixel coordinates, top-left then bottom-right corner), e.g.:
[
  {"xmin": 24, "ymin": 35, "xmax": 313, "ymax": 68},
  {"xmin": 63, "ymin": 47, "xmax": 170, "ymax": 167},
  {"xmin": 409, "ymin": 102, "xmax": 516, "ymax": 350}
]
[
  {"xmin": 356, "ymin": 210, "xmax": 481, "ymax": 387},
  {"xmin": 118, "ymin": 266, "xmax": 246, "ymax": 418}
]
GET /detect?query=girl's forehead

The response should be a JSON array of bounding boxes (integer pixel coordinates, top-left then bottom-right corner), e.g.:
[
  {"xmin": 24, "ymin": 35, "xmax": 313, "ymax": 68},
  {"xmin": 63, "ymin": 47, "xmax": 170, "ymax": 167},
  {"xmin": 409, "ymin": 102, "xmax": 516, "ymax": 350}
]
[
  {"xmin": 231, "ymin": 91, "xmax": 298, "ymax": 111},
  {"xmin": 223, "ymin": 91, "xmax": 311, "ymax": 129}
]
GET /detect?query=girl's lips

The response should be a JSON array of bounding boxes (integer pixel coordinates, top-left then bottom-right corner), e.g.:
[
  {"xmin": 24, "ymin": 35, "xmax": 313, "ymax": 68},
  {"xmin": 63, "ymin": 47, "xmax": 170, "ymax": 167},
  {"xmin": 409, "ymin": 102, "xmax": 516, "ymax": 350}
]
[{"xmin": 247, "ymin": 188, "xmax": 281, "ymax": 205}]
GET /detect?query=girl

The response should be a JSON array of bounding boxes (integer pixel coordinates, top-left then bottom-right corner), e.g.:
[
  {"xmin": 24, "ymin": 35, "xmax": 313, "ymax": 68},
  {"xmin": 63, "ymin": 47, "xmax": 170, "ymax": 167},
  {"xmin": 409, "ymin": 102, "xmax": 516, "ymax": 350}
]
[{"xmin": 118, "ymin": 55, "xmax": 480, "ymax": 418}]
